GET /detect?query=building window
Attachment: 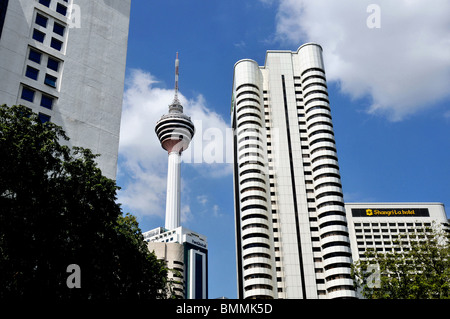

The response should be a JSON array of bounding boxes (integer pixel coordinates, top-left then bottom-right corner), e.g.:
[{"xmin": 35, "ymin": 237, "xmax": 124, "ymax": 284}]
[
  {"xmin": 44, "ymin": 74, "xmax": 57, "ymax": 87},
  {"xmin": 40, "ymin": 94, "xmax": 54, "ymax": 109},
  {"xmin": 28, "ymin": 49, "xmax": 42, "ymax": 64},
  {"xmin": 56, "ymin": 3, "xmax": 67, "ymax": 16},
  {"xmin": 35, "ymin": 13, "xmax": 48, "ymax": 28},
  {"xmin": 38, "ymin": 0, "xmax": 51, "ymax": 7},
  {"xmin": 47, "ymin": 57, "xmax": 59, "ymax": 71},
  {"xmin": 50, "ymin": 37, "xmax": 62, "ymax": 51},
  {"xmin": 0, "ymin": 0, "xmax": 9, "ymax": 40},
  {"xmin": 53, "ymin": 22, "xmax": 65, "ymax": 36},
  {"xmin": 38, "ymin": 113, "xmax": 51, "ymax": 123},
  {"xmin": 32, "ymin": 29, "xmax": 45, "ymax": 43},
  {"xmin": 21, "ymin": 87, "xmax": 35, "ymax": 102},
  {"xmin": 25, "ymin": 66, "xmax": 39, "ymax": 80}
]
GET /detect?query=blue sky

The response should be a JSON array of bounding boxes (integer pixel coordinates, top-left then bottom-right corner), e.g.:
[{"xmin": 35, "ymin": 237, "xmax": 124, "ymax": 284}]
[{"xmin": 116, "ymin": 0, "xmax": 450, "ymax": 299}]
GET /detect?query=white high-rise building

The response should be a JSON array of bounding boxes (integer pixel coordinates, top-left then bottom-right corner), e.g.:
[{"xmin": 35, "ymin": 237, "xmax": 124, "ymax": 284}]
[
  {"xmin": 0, "ymin": 0, "xmax": 131, "ymax": 179},
  {"xmin": 232, "ymin": 44, "xmax": 356, "ymax": 299}
]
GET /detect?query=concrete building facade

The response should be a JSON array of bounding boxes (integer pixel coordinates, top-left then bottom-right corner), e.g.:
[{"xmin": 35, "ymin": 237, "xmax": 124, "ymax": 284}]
[
  {"xmin": 147, "ymin": 240, "xmax": 185, "ymax": 298},
  {"xmin": 144, "ymin": 226, "xmax": 208, "ymax": 299},
  {"xmin": 0, "ymin": 0, "xmax": 131, "ymax": 179}
]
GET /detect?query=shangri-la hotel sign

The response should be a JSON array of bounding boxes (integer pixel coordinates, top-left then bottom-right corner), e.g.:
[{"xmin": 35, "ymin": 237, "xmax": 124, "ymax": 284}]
[{"xmin": 351, "ymin": 208, "xmax": 430, "ymax": 218}]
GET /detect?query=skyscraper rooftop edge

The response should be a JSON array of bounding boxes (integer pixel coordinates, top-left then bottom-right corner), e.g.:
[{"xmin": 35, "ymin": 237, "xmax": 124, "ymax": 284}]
[
  {"xmin": 233, "ymin": 58, "xmax": 259, "ymax": 69},
  {"xmin": 233, "ymin": 43, "xmax": 324, "ymax": 74},
  {"xmin": 345, "ymin": 202, "xmax": 445, "ymax": 206},
  {"xmin": 264, "ymin": 42, "xmax": 323, "ymax": 54}
]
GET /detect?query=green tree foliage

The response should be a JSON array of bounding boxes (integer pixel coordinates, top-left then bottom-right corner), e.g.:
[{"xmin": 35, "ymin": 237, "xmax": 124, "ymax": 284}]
[
  {"xmin": 0, "ymin": 105, "xmax": 169, "ymax": 300},
  {"xmin": 351, "ymin": 223, "xmax": 450, "ymax": 299}
]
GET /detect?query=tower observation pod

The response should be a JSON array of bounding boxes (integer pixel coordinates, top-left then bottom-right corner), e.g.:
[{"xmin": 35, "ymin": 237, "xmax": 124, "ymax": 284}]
[{"xmin": 155, "ymin": 53, "xmax": 195, "ymax": 230}]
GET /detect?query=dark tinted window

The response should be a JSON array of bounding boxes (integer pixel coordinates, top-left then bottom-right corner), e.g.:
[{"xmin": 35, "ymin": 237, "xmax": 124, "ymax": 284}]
[
  {"xmin": 56, "ymin": 3, "xmax": 67, "ymax": 16},
  {"xmin": 38, "ymin": 113, "xmax": 51, "ymax": 123},
  {"xmin": 35, "ymin": 13, "xmax": 48, "ymax": 27},
  {"xmin": 28, "ymin": 49, "xmax": 42, "ymax": 64},
  {"xmin": 44, "ymin": 74, "xmax": 57, "ymax": 87},
  {"xmin": 33, "ymin": 29, "xmax": 45, "ymax": 42},
  {"xmin": 25, "ymin": 66, "xmax": 39, "ymax": 80},
  {"xmin": 0, "ymin": 0, "xmax": 9, "ymax": 39},
  {"xmin": 21, "ymin": 87, "xmax": 35, "ymax": 102},
  {"xmin": 47, "ymin": 57, "xmax": 59, "ymax": 71},
  {"xmin": 39, "ymin": 0, "xmax": 51, "ymax": 7},
  {"xmin": 40, "ymin": 94, "xmax": 54, "ymax": 109},
  {"xmin": 50, "ymin": 37, "xmax": 62, "ymax": 50},
  {"xmin": 53, "ymin": 22, "xmax": 65, "ymax": 36}
]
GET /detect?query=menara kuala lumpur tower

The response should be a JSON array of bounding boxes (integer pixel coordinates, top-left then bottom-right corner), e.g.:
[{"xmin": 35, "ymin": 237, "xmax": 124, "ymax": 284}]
[
  {"xmin": 155, "ymin": 53, "xmax": 195, "ymax": 230},
  {"xmin": 145, "ymin": 55, "xmax": 207, "ymax": 300}
]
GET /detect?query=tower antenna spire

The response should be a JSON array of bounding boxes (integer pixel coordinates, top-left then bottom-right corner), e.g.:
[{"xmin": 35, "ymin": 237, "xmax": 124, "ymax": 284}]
[
  {"xmin": 174, "ymin": 52, "xmax": 179, "ymax": 100},
  {"xmin": 169, "ymin": 52, "xmax": 182, "ymax": 112}
]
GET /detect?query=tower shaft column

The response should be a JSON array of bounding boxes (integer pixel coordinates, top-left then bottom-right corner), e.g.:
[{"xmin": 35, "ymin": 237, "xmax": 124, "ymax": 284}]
[{"xmin": 165, "ymin": 151, "xmax": 181, "ymax": 230}]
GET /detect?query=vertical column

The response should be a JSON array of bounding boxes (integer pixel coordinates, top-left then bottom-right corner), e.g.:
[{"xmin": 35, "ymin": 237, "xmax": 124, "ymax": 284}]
[
  {"xmin": 233, "ymin": 59, "xmax": 277, "ymax": 299},
  {"xmin": 298, "ymin": 43, "xmax": 356, "ymax": 298},
  {"xmin": 165, "ymin": 151, "xmax": 181, "ymax": 230}
]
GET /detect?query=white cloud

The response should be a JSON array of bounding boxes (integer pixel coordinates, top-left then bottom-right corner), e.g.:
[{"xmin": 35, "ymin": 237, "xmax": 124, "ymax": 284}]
[
  {"xmin": 197, "ymin": 195, "xmax": 208, "ymax": 206},
  {"xmin": 212, "ymin": 204, "xmax": 223, "ymax": 218},
  {"xmin": 445, "ymin": 110, "xmax": 450, "ymax": 119},
  {"xmin": 181, "ymin": 205, "xmax": 192, "ymax": 224},
  {"xmin": 273, "ymin": 0, "xmax": 450, "ymax": 120},
  {"xmin": 117, "ymin": 69, "xmax": 231, "ymax": 218},
  {"xmin": 234, "ymin": 40, "xmax": 246, "ymax": 49}
]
